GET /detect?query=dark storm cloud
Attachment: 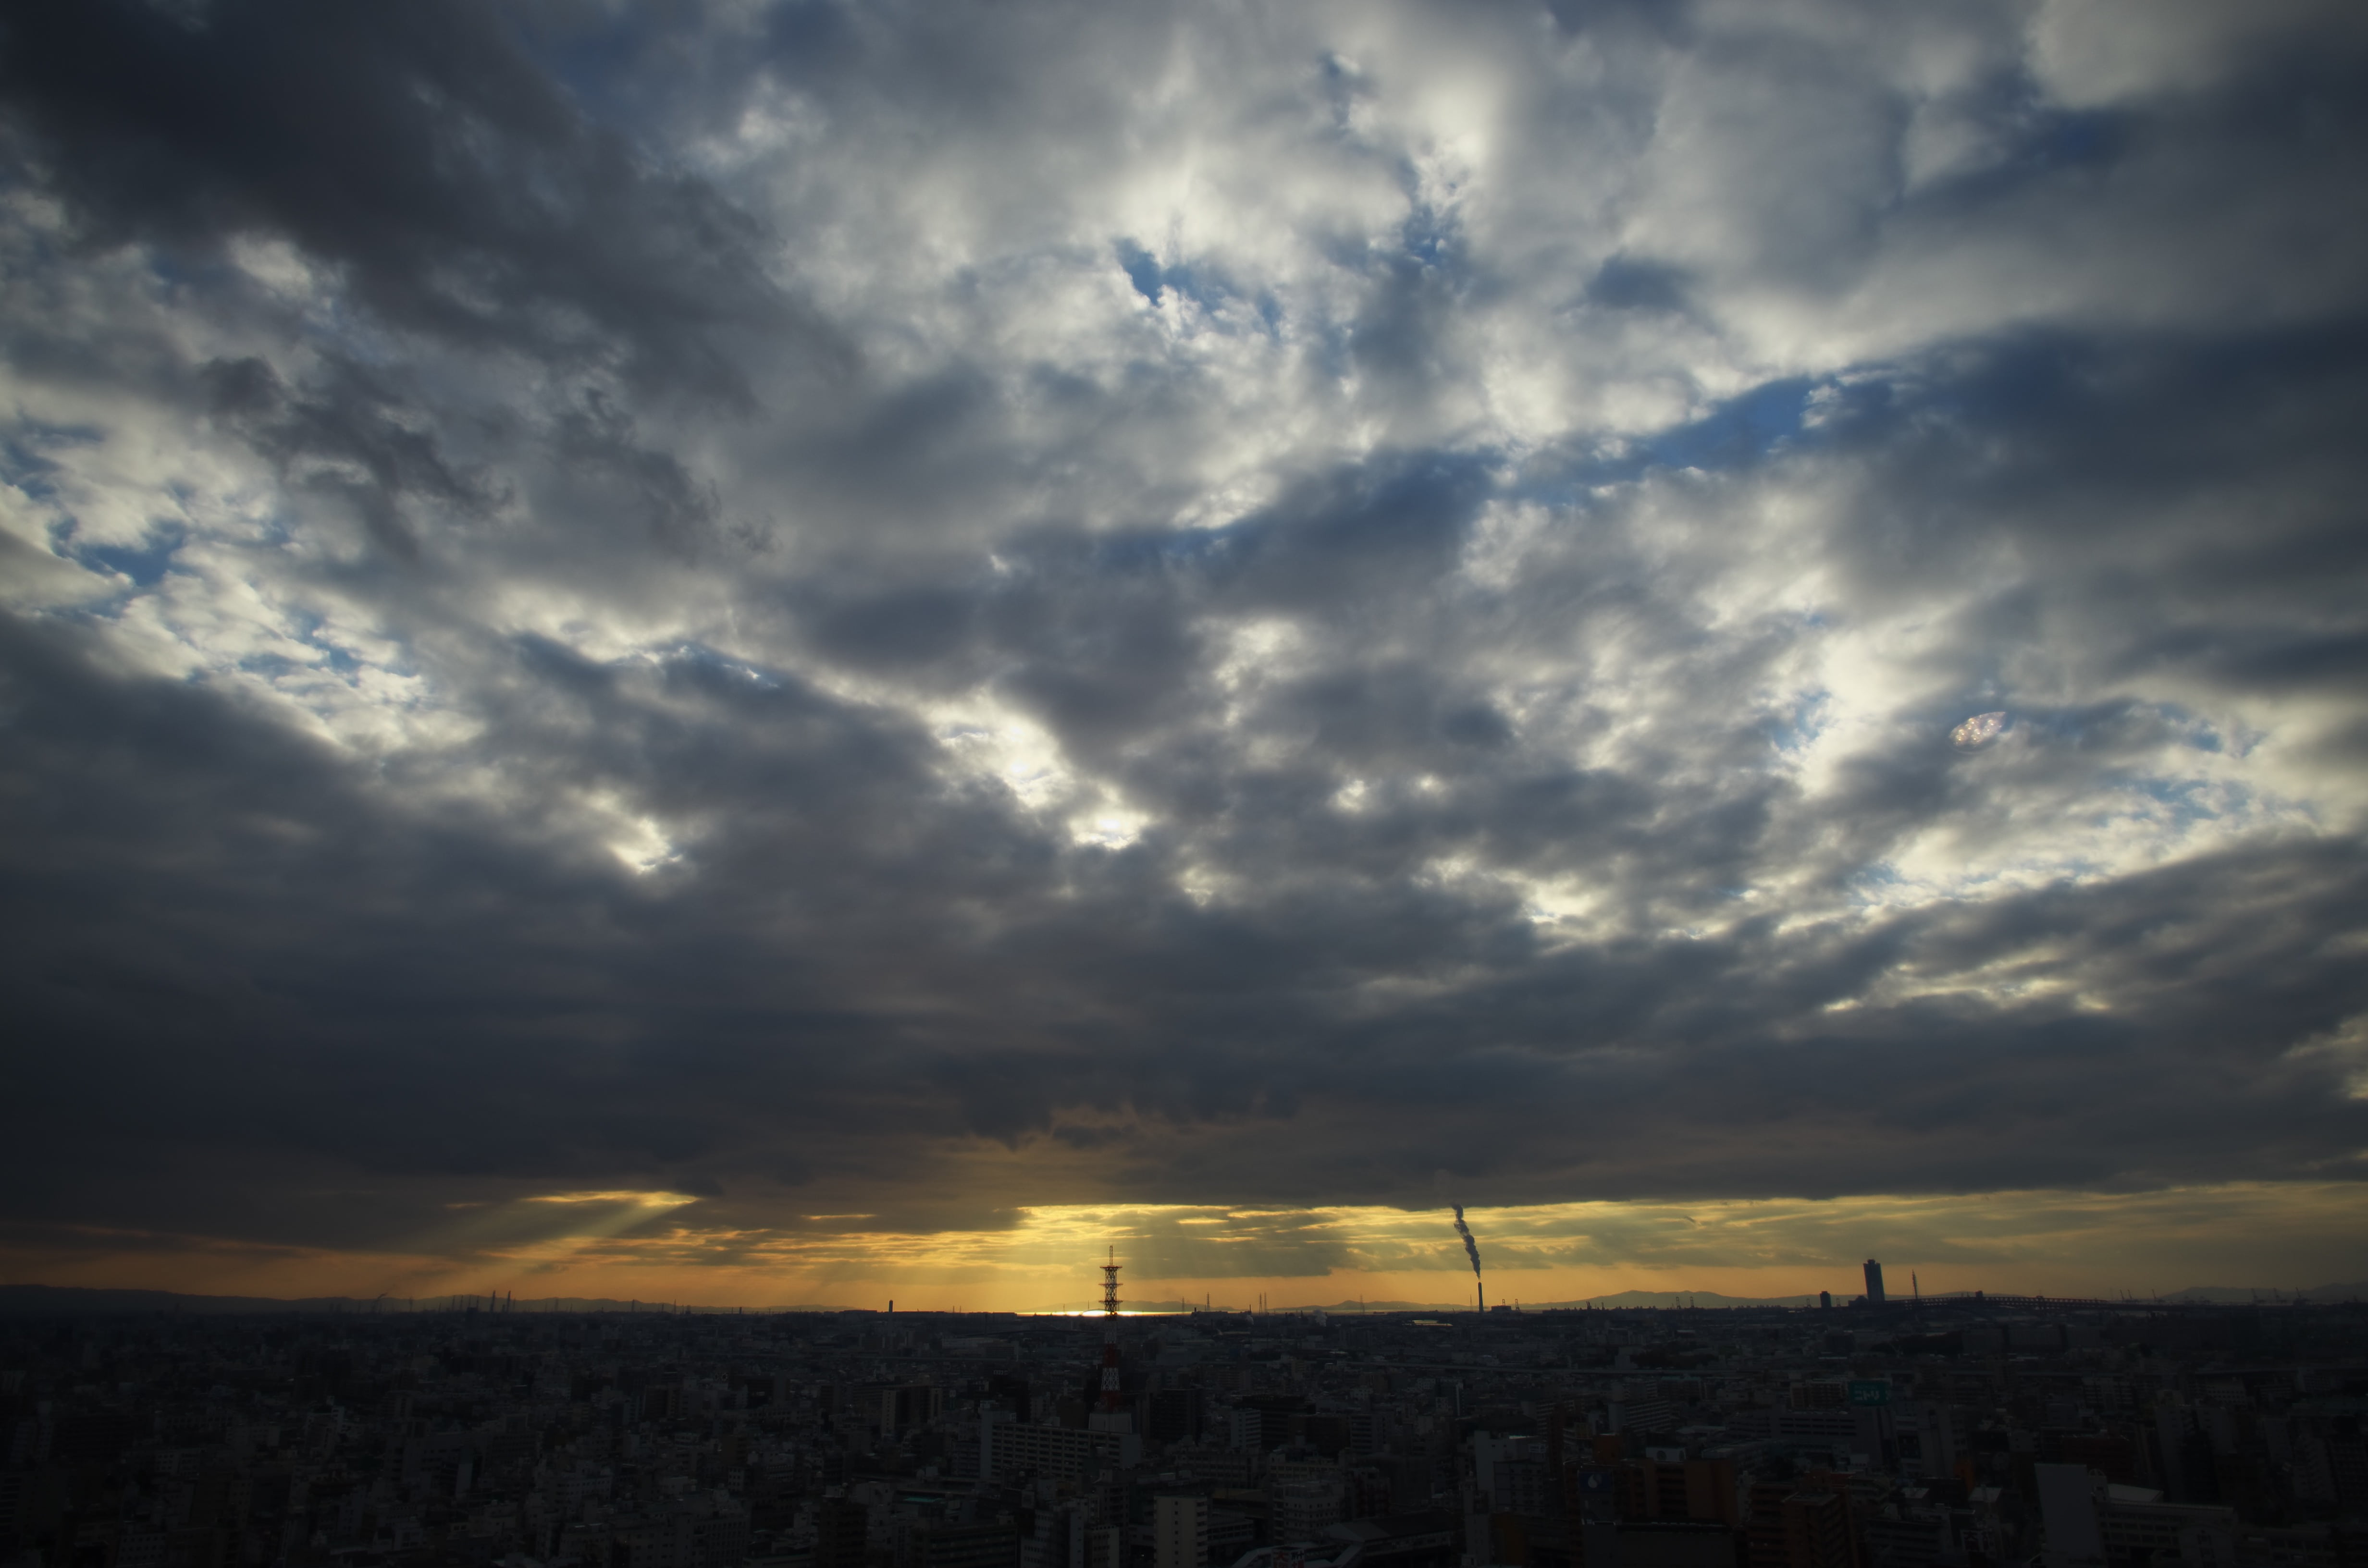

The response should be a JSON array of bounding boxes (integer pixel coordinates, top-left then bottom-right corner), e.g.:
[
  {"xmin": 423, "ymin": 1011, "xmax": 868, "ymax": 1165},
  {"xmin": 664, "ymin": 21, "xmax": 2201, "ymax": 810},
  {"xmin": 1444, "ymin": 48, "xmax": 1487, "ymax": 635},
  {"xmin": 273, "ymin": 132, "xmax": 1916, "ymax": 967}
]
[
  {"xmin": 0, "ymin": 0, "xmax": 822, "ymax": 398},
  {"xmin": 2, "ymin": 0, "xmax": 2367, "ymax": 1271},
  {"xmin": 0, "ymin": 608, "xmax": 1059, "ymax": 1246},
  {"xmin": 198, "ymin": 355, "xmax": 494, "ymax": 561}
]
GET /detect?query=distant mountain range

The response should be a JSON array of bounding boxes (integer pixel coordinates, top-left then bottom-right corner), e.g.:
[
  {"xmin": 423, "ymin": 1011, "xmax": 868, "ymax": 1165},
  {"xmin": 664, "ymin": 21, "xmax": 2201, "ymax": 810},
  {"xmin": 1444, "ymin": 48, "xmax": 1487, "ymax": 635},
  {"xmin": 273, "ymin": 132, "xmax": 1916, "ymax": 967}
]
[{"xmin": 5, "ymin": 1281, "xmax": 2363, "ymax": 1317}]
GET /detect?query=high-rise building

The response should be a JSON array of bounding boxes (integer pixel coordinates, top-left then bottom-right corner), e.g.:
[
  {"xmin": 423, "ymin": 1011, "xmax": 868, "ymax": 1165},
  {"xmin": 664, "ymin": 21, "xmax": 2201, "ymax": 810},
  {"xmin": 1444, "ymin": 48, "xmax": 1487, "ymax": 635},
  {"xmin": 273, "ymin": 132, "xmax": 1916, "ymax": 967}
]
[
  {"xmin": 1154, "ymin": 1494, "xmax": 1210, "ymax": 1568},
  {"xmin": 1273, "ymin": 1478, "xmax": 1345, "ymax": 1544},
  {"xmin": 1147, "ymin": 1386, "xmax": 1204, "ymax": 1442},
  {"xmin": 814, "ymin": 1499, "xmax": 868, "ymax": 1568},
  {"xmin": 1746, "ymin": 1485, "xmax": 1851, "ymax": 1568},
  {"xmin": 1863, "ymin": 1259, "xmax": 1886, "ymax": 1304},
  {"xmin": 987, "ymin": 1423, "xmax": 1133, "ymax": 1485}
]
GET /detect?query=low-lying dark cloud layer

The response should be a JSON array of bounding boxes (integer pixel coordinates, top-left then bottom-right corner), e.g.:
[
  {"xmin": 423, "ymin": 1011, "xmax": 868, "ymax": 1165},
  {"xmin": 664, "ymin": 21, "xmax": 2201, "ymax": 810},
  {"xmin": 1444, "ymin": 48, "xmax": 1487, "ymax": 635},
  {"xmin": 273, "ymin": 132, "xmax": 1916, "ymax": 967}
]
[{"xmin": 2, "ymin": 0, "xmax": 2366, "ymax": 1277}]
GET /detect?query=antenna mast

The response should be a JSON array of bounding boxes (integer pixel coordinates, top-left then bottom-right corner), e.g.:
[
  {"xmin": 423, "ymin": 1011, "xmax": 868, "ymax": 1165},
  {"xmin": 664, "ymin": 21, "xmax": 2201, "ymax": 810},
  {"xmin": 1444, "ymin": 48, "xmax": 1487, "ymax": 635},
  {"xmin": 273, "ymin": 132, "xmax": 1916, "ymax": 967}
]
[{"xmin": 1098, "ymin": 1246, "xmax": 1124, "ymax": 1415}]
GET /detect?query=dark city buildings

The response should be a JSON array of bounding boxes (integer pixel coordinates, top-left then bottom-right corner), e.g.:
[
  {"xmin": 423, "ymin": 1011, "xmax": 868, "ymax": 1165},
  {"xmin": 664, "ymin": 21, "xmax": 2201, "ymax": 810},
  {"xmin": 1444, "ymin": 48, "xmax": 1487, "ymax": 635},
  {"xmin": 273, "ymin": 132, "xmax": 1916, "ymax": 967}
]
[{"xmin": 1, "ymin": 1288, "xmax": 2363, "ymax": 1568}]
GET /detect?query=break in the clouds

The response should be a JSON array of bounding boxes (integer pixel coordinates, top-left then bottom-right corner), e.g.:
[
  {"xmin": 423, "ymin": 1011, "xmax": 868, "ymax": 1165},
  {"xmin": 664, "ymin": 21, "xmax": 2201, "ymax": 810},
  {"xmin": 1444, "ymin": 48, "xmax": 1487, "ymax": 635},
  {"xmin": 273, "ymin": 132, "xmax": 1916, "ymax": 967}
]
[{"xmin": 3, "ymin": 0, "xmax": 2368, "ymax": 1300}]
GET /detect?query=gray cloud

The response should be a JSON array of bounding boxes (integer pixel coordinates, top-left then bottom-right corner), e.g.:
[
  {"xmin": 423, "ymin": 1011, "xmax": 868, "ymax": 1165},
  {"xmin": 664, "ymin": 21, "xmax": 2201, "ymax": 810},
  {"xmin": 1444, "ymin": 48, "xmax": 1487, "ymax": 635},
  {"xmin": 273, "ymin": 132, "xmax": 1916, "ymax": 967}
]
[
  {"xmin": 0, "ymin": 0, "xmax": 832, "ymax": 399},
  {"xmin": 2, "ymin": 0, "xmax": 2366, "ymax": 1270}
]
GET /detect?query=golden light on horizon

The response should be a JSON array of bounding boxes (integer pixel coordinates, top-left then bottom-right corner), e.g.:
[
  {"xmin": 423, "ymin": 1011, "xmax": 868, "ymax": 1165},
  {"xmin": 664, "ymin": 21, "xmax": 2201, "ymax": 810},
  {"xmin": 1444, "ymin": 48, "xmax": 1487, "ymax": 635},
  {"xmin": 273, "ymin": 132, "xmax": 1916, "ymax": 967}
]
[{"xmin": 3, "ymin": 1181, "xmax": 2363, "ymax": 1311}]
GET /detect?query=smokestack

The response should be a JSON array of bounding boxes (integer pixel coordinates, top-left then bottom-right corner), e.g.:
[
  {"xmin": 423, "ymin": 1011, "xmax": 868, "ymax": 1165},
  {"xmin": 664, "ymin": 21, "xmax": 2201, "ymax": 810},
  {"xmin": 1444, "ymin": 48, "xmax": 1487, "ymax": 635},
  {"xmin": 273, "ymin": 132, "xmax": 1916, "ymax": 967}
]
[{"xmin": 1451, "ymin": 1204, "xmax": 1484, "ymax": 1309}]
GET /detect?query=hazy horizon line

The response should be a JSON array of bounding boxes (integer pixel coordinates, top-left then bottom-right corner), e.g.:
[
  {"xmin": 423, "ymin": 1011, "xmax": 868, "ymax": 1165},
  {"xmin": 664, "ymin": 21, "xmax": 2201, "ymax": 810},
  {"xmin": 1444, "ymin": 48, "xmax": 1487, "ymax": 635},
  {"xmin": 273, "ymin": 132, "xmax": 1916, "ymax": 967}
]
[{"xmin": 6, "ymin": 1280, "xmax": 2360, "ymax": 1317}]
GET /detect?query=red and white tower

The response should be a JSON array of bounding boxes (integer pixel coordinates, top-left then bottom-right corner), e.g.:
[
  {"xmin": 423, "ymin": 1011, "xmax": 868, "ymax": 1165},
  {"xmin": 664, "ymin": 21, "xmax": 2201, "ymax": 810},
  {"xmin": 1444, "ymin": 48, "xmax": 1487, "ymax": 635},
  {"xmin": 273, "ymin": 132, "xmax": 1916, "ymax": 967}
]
[{"xmin": 1098, "ymin": 1245, "xmax": 1124, "ymax": 1416}]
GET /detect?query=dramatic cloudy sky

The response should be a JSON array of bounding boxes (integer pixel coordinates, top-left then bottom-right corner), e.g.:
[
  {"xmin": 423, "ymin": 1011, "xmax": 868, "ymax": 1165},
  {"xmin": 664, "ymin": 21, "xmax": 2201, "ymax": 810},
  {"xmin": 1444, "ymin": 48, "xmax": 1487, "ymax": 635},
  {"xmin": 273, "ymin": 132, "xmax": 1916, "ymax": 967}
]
[{"xmin": 4, "ymin": 0, "xmax": 2368, "ymax": 1310}]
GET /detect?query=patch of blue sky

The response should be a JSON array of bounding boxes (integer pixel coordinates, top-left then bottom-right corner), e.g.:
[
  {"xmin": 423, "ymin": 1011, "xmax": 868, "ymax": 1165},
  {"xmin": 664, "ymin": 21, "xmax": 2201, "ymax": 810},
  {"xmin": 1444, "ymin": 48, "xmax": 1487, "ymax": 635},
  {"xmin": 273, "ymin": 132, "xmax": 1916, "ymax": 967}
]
[
  {"xmin": 659, "ymin": 641, "xmax": 784, "ymax": 689},
  {"xmin": 239, "ymin": 500, "xmax": 306, "ymax": 552},
  {"xmin": 1254, "ymin": 291, "xmax": 1284, "ymax": 340},
  {"xmin": 1399, "ymin": 204, "xmax": 1457, "ymax": 269},
  {"xmin": 2107, "ymin": 772, "xmax": 2227, "ymax": 831},
  {"xmin": 1762, "ymin": 688, "xmax": 1832, "ymax": 757},
  {"xmin": 3, "ymin": 419, "xmax": 105, "ymax": 503},
  {"xmin": 1512, "ymin": 376, "xmax": 1830, "ymax": 506},
  {"xmin": 64, "ymin": 522, "xmax": 189, "ymax": 588},
  {"xmin": 1846, "ymin": 854, "xmax": 2112, "ymax": 911},
  {"xmin": 1116, "ymin": 240, "xmax": 1163, "ymax": 305},
  {"xmin": 274, "ymin": 611, "xmax": 374, "ymax": 678},
  {"xmin": 1843, "ymin": 862, "xmax": 1906, "ymax": 905},
  {"xmin": 1162, "ymin": 263, "xmax": 1226, "ymax": 316},
  {"xmin": 1098, "ymin": 520, "xmax": 1240, "ymax": 577},
  {"xmin": 2048, "ymin": 858, "xmax": 2113, "ymax": 887},
  {"xmin": 1108, "ymin": 449, "xmax": 1500, "ymax": 578},
  {"xmin": 1113, "ymin": 239, "xmax": 1232, "ymax": 318},
  {"xmin": 234, "ymin": 648, "xmax": 343, "ymax": 686},
  {"xmin": 1639, "ymin": 378, "xmax": 1814, "ymax": 472},
  {"xmin": 2148, "ymin": 702, "xmax": 2227, "ymax": 755},
  {"xmin": 2121, "ymin": 706, "xmax": 2226, "ymax": 762}
]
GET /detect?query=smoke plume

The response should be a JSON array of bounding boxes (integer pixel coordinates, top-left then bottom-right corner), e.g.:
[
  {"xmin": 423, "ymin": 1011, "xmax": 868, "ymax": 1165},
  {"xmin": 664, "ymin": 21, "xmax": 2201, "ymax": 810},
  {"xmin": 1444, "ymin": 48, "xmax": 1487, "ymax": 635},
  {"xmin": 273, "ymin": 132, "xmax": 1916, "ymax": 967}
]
[{"xmin": 1451, "ymin": 1204, "xmax": 1482, "ymax": 1278}]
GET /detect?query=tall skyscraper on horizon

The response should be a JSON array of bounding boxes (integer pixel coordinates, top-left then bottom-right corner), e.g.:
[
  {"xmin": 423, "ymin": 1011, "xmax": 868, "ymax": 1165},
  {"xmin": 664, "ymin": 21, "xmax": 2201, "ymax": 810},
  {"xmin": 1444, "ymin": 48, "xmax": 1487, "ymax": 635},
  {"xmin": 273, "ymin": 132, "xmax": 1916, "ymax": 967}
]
[{"xmin": 1863, "ymin": 1259, "xmax": 1886, "ymax": 1304}]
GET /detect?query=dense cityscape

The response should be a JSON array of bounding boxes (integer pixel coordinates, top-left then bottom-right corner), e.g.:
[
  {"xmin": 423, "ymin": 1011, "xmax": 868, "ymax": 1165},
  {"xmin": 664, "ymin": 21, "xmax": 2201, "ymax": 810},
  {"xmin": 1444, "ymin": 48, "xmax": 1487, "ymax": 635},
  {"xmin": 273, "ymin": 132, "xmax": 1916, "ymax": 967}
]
[{"xmin": 4, "ymin": 1264, "xmax": 2364, "ymax": 1568}]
